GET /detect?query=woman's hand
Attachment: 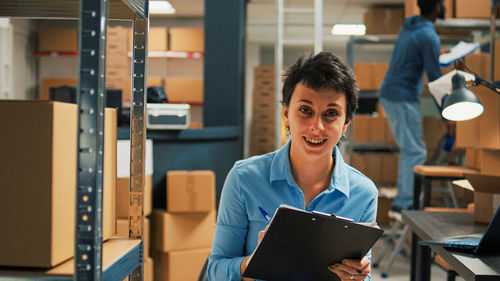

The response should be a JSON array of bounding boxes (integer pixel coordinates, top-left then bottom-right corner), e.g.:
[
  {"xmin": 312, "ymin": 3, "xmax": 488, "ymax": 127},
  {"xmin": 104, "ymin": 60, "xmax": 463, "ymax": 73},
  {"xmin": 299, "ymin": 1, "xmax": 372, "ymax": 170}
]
[
  {"xmin": 328, "ymin": 256, "xmax": 371, "ymax": 280},
  {"xmin": 240, "ymin": 225, "xmax": 270, "ymax": 280}
]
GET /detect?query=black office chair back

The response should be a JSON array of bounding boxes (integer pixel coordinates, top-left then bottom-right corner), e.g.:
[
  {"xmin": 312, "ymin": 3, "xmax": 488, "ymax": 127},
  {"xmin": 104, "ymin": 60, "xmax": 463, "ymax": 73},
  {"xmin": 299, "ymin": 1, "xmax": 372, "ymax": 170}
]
[{"xmin": 197, "ymin": 256, "xmax": 209, "ymax": 281}]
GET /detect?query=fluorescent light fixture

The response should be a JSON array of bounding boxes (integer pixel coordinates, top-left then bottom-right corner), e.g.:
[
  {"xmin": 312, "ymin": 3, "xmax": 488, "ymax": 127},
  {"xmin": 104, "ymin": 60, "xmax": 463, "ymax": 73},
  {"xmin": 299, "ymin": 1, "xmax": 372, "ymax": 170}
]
[
  {"xmin": 331, "ymin": 24, "xmax": 366, "ymax": 36},
  {"xmin": 149, "ymin": 0, "xmax": 176, "ymax": 15}
]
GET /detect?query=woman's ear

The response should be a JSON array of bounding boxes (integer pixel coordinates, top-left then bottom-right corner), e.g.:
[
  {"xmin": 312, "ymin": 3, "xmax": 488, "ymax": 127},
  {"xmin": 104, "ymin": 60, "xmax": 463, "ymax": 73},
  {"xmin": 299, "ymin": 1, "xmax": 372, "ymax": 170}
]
[
  {"xmin": 342, "ymin": 118, "xmax": 351, "ymax": 135},
  {"xmin": 282, "ymin": 104, "xmax": 290, "ymax": 128}
]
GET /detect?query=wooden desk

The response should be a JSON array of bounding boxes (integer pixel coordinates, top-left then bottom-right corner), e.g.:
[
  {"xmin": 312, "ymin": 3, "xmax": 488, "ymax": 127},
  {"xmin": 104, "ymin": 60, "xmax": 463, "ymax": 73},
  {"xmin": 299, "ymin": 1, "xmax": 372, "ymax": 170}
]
[
  {"xmin": 402, "ymin": 211, "xmax": 500, "ymax": 281},
  {"xmin": 412, "ymin": 166, "xmax": 479, "ymax": 210}
]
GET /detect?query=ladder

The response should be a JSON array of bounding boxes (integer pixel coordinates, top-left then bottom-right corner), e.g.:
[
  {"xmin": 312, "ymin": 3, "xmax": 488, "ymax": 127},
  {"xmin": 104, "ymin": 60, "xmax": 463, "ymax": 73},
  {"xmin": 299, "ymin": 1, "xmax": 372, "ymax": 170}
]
[{"xmin": 275, "ymin": 0, "xmax": 323, "ymax": 149}]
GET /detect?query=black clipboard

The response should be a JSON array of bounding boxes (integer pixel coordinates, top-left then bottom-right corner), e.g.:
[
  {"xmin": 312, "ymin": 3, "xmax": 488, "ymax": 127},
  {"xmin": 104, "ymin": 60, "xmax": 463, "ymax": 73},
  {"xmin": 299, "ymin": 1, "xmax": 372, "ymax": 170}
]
[{"xmin": 243, "ymin": 205, "xmax": 384, "ymax": 281}]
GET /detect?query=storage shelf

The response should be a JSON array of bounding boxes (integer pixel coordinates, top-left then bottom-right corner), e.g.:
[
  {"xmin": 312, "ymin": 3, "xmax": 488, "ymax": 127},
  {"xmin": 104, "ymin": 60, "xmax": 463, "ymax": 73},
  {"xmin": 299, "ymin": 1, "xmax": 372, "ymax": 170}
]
[
  {"xmin": 117, "ymin": 125, "xmax": 241, "ymax": 141},
  {"xmin": 0, "ymin": 238, "xmax": 141, "ymax": 281},
  {"xmin": 127, "ymin": 51, "xmax": 204, "ymax": 58},
  {"xmin": 0, "ymin": 0, "xmax": 147, "ymax": 20},
  {"xmin": 436, "ymin": 18, "xmax": 500, "ymax": 30},
  {"xmin": 32, "ymin": 51, "xmax": 78, "ymax": 57}
]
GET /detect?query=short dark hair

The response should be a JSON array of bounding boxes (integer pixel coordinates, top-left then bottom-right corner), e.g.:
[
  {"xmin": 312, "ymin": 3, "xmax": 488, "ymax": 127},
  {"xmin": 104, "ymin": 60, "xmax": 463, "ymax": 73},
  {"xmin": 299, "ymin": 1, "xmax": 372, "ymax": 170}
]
[
  {"xmin": 418, "ymin": 0, "xmax": 442, "ymax": 15},
  {"xmin": 282, "ymin": 52, "xmax": 358, "ymax": 121}
]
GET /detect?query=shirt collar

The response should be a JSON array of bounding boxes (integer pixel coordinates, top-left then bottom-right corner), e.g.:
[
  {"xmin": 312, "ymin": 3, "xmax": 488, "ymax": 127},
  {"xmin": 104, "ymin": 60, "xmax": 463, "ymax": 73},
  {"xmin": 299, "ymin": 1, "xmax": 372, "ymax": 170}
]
[{"xmin": 269, "ymin": 140, "xmax": 350, "ymax": 198}]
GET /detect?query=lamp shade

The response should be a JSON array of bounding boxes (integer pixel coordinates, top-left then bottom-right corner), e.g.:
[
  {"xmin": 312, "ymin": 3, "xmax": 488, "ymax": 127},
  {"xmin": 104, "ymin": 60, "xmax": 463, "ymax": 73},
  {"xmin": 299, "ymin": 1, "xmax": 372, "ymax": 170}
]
[{"xmin": 442, "ymin": 73, "xmax": 484, "ymax": 121}]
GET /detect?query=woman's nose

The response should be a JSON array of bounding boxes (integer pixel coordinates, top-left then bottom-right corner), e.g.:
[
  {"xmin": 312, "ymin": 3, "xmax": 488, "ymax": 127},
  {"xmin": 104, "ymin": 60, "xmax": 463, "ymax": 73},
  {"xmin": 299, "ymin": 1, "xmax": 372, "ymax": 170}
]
[{"xmin": 309, "ymin": 116, "xmax": 325, "ymax": 131}]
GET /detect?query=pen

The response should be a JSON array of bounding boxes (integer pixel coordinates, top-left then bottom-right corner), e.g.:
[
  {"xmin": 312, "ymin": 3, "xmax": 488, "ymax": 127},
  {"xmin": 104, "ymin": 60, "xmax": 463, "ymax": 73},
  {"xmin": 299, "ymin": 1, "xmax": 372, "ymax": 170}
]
[{"xmin": 258, "ymin": 206, "xmax": 272, "ymax": 224}]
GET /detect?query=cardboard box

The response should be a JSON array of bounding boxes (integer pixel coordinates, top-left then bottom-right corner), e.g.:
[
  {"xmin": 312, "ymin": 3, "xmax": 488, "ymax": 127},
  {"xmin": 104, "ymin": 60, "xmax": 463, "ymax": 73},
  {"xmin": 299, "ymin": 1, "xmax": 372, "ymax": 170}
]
[
  {"xmin": 170, "ymin": 28, "xmax": 204, "ymax": 52},
  {"xmin": 464, "ymin": 53, "xmax": 491, "ymax": 81},
  {"xmin": 39, "ymin": 28, "xmax": 78, "ymax": 52},
  {"xmin": 465, "ymin": 148, "xmax": 483, "ymax": 170},
  {"xmin": 351, "ymin": 153, "xmax": 383, "ymax": 183},
  {"xmin": 0, "ymin": 101, "xmax": 77, "ymax": 267},
  {"xmin": 381, "ymin": 153, "xmax": 398, "ymax": 185},
  {"xmin": 373, "ymin": 63, "xmax": 389, "ymax": 90},
  {"xmin": 167, "ymin": 171, "xmax": 215, "ymax": 213},
  {"xmin": 465, "ymin": 174, "xmax": 500, "ymax": 224},
  {"xmin": 455, "ymin": 0, "xmax": 490, "ymax": 18},
  {"xmin": 151, "ymin": 210, "xmax": 215, "ymax": 252},
  {"xmin": 377, "ymin": 188, "xmax": 397, "ymax": 226},
  {"xmin": 253, "ymin": 86, "xmax": 276, "ymax": 104},
  {"xmin": 116, "ymin": 175, "xmax": 153, "ymax": 218},
  {"xmin": 354, "ymin": 62, "xmax": 373, "ymax": 90},
  {"xmin": 165, "ymin": 78, "xmax": 204, "ymax": 104},
  {"xmin": 364, "ymin": 6, "xmax": 404, "ymax": 35},
  {"xmin": 0, "ymin": 101, "xmax": 117, "ymax": 267},
  {"xmin": 40, "ymin": 77, "xmax": 77, "ymax": 100},
  {"xmin": 103, "ymin": 108, "xmax": 117, "ymax": 241},
  {"xmin": 477, "ymin": 86, "xmax": 500, "ymax": 149},
  {"xmin": 117, "ymin": 217, "xmax": 150, "ymax": 257},
  {"xmin": 153, "ymin": 248, "xmax": 210, "ymax": 281},
  {"xmin": 353, "ymin": 115, "xmax": 391, "ymax": 143},
  {"xmin": 145, "ymin": 256, "xmax": 154, "ymax": 281},
  {"xmin": 479, "ymin": 150, "xmax": 500, "ymax": 176},
  {"xmin": 423, "ymin": 116, "xmax": 446, "ymax": 150}
]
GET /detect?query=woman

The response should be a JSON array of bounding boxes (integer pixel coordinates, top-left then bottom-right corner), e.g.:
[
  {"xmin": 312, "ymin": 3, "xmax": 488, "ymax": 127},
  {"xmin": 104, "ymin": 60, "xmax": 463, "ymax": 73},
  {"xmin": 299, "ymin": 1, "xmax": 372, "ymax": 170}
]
[{"xmin": 208, "ymin": 52, "xmax": 378, "ymax": 281}]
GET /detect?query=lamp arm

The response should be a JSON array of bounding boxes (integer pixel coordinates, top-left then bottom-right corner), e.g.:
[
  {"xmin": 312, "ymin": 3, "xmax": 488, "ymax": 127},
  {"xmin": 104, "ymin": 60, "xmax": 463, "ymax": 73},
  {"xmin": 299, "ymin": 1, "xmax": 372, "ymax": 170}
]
[{"xmin": 473, "ymin": 75, "xmax": 500, "ymax": 95}]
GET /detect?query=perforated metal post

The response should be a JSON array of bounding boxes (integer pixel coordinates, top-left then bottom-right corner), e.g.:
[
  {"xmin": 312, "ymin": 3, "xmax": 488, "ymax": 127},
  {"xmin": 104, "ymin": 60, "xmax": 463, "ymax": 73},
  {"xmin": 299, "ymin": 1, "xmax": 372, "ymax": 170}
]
[
  {"xmin": 128, "ymin": 15, "xmax": 149, "ymax": 281},
  {"xmin": 74, "ymin": 0, "xmax": 108, "ymax": 280}
]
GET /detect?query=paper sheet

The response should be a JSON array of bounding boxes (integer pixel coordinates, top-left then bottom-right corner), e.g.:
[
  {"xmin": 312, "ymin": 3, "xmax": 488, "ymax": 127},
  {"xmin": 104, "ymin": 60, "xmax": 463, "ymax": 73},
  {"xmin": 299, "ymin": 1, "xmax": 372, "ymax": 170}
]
[
  {"xmin": 439, "ymin": 41, "xmax": 480, "ymax": 67},
  {"xmin": 428, "ymin": 70, "xmax": 476, "ymax": 107}
]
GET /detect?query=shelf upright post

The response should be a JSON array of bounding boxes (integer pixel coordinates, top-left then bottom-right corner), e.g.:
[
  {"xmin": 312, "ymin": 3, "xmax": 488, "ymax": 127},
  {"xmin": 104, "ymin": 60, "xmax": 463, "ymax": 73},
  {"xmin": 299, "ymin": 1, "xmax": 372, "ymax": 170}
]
[
  {"xmin": 74, "ymin": 0, "xmax": 108, "ymax": 280},
  {"xmin": 128, "ymin": 9, "xmax": 149, "ymax": 281},
  {"xmin": 491, "ymin": 0, "xmax": 499, "ymax": 81}
]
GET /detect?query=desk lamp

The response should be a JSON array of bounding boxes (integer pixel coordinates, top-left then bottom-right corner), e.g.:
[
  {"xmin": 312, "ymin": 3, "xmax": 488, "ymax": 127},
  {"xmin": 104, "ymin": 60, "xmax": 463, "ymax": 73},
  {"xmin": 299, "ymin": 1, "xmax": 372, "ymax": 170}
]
[{"xmin": 441, "ymin": 62, "xmax": 500, "ymax": 121}]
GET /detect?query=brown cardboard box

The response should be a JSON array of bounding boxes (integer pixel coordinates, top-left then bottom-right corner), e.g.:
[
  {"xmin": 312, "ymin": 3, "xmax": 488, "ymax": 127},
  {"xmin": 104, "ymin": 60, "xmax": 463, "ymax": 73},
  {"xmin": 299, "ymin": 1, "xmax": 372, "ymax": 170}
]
[
  {"xmin": 478, "ymin": 86, "xmax": 500, "ymax": 149},
  {"xmin": 151, "ymin": 210, "xmax": 215, "ymax": 252},
  {"xmin": 381, "ymin": 153, "xmax": 398, "ymax": 185},
  {"xmin": 165, "ymin": 78, "xmax": 203, "ymax": 104},
  {"xmin": 103, "ymin": 108, "xmax": 117, "ymax": 241},
  {"xmin": 167, "ymin": 171, "xmax": 215, "ymax": 213},
  {"xmin": 496, "ymin": 41, "xmax": 500, "ymax": 81},
  {"xmin": 0, "ymin": 102, "xmax": 116, "ymax": 267},
  {"xmin": 455, "ymin": 0, "xmax": 491, "ymax": 18},
  {"xmin": 479, "ymin": 150, "xmax": 500, "ymax": 176},
  {"xmin": 145, "ymin": 256, "xmax": 154, "ymax": 281},
  {"xmin": 377, "ymin": 188, "xmax": 397, "ymax": 226},
  {"xmin": 351, "ymin": 153, "xmax": 383, "ymax": 183},
  {"xmin": 354, "ymin": 62, "xmax": 373, "ymax": 90},
  {"xmin": 464, "ymin": 53, "xmax": 491, "ymax": 81},
  {"xmin": 153, "ymin": 248, "xmax": 211, "ymax": 281},
  {"xmin": 149, "ymin": 27, "xmax": 169, "ymax": 52},
  {"xmin": 423, "ymin": 116, "xmax": 446, "ymax": 150},
  {"xmin": 40, "ymin": 77, "xmax": 77, "ymax": 100},
  {"xmin": 465, "ymin": 174, "xmax": 500, "ymax": 224},
  {"xmin": 170, "ymin": 28, "xmax": 204, "ymax": 53},
  {"xmin": 117, "ymin": 217, "xmax": 150, "ymax": 257},
  {"xmin": 364, "ymin": 6, "xmax": 404, "ymax": 35},
  {"xmin": 0, "ymin": 101, "xmax": 77, "ymax": 267},
  {"xmin": 39, "ymin": 28, "xmax": 78, "ymax": 52},
  {"xmin": 353, "ymin": 115, "xmax": 371, "ymax": 142},
  {"xmin": 370, "ymin": 115, "xmax": 386, "ymax": 142},
  {"xmin": 353, "ymin": 115, "xmax": 390, "ymax": 143},
  {"xmin": 465, "ymin": 148, "xmax": 483, "ymax": 170},
  {"xmin": 373, "ymin": 63, "xmax": 389, "ymax": 90},
  {"xmin": 116, "ymin": 175, "xmax": 153, "ymax": 218},
  {"xmin": 455, "ymin": 86, "xmax": 488, "ymax": 149},
  {"xmin": 253, "ymin": 86, "xmax": 276, "ymax": 104}
]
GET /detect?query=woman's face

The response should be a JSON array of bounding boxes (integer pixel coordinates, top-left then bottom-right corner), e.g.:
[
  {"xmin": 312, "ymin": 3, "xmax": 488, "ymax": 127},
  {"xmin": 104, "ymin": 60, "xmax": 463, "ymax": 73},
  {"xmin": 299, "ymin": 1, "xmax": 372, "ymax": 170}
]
[{"xmin": 283, "ymin": 82, "xmax": 350, "ymax": 159}]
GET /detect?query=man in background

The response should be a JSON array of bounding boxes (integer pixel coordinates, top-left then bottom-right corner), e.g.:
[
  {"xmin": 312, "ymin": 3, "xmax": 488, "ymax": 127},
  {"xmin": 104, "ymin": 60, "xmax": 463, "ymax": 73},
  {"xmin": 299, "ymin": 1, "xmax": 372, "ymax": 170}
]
[{"xmin": 379, "ymin": 0, "xmax": 445, "ymax": 214}]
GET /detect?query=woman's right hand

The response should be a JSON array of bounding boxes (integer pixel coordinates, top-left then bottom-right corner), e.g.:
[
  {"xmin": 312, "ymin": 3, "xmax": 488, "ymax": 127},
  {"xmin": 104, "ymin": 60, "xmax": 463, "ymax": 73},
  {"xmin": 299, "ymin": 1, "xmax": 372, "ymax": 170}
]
[{"xmin": 240, "ymin": 225, "xmax": 270, "ymax": 280}]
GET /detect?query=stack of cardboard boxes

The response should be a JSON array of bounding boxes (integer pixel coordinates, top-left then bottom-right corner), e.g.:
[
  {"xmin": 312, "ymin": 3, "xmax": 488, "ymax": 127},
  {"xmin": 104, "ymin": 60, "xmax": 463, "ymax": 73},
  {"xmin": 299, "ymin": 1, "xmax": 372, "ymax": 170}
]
[
  {"xmin": 0, "ymin": 101, "xmax": 117, "ymax": 268},
  {"xmin": 115, "ymin": 139, "xmax": 154, "ymax": 281},
  {"xmin": 106, "ymin": 26, "xmax": 130, "ymax": 105},
  {"xmin": 151, "ymin": 170, "xmax": 216, "ymax": 281},
  {"xmin": 458, "ymin": 52, "xmax": 500, "ymax": 224},
  {"xmin": 250, "ymin": 66, "xmax": 276, "ymax": 156}
]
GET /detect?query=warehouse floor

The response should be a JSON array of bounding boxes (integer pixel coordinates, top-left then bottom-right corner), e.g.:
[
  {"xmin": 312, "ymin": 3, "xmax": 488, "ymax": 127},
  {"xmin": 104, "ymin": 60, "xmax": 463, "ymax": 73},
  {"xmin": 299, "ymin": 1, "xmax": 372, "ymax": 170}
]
[{"xmin": 370, "ymin": 229, "xmax": 466, "ymax": 281}]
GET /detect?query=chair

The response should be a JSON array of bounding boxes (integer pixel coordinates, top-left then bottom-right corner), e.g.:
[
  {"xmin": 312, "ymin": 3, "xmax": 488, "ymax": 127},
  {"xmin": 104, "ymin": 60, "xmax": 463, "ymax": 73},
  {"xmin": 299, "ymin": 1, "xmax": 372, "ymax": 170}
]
[{"xmin": 197, "ymin": 256, "xmax": 209, "ymax": 281}]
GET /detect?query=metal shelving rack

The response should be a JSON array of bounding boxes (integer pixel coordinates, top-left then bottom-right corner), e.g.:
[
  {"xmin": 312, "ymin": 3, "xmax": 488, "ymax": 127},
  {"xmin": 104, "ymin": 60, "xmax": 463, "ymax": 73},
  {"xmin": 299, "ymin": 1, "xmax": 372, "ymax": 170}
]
[{"xmin": 0, "ymin": 0, "xmax": 149, "ymax": 280}]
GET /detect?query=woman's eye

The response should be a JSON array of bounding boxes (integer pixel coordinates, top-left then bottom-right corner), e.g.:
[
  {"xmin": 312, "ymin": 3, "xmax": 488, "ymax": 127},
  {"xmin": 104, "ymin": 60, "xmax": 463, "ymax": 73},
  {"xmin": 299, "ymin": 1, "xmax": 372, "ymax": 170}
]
[
  {"xmin": 325, "ymin": 109, "xmax": 338, "ymax": 117},
  {"xmin": 299, "ymin": 107, "xmax": 311, "ymax": 114}
]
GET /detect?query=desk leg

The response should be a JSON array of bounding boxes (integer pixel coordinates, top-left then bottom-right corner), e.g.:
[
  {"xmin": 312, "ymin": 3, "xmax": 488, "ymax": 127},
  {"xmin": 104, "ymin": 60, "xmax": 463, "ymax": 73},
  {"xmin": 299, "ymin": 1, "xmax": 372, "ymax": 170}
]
[
  {"xmin": 423, "ymin": 178, "xmax": 432, "ymax": 208},
  {"xmin": 415, "ymin": 238, "xmax": 431, "ymax": 281},
  {"xmin": 410, "ymin": 232, "xmax": 417, "ymax": 281},
  {"xmin": 413, "ymin": 174, "xmax": 421, "ymax": 210}
]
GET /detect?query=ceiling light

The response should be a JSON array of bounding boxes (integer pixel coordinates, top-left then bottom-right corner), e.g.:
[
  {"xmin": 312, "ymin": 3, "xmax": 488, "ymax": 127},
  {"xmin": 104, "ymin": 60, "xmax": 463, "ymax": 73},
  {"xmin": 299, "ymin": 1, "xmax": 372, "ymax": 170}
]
[
  {"xmin": 149, "ymin": 0, "xmax": 176, "ymax": 15},
  {"xmin": 331, "ymin": 24, "xmax": 366, "ymax": 36}
]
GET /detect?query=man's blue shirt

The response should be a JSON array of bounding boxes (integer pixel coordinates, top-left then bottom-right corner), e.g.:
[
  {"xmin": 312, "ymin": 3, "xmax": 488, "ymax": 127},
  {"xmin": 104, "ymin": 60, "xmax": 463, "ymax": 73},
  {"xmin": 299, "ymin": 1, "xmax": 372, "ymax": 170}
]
[
  {"xmin": 207, "ymin": 140, "xmax": 378, "ymax": 280},
  {"xmin": 380, "ymin": 16, "xmax": 442, "ymax": 102}
]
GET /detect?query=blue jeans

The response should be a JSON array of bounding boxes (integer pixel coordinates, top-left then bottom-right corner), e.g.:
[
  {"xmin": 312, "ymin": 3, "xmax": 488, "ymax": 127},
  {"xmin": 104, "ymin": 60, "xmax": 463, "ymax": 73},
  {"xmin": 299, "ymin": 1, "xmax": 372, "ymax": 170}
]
[{"xmin": 380, "ymin": 98, "xmax": 427, "ymax": 209}]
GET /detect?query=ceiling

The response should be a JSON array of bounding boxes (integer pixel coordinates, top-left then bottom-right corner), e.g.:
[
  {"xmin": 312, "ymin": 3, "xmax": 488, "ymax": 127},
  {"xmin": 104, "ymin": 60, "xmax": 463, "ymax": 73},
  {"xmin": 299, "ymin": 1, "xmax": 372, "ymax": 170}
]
[{"xmin": 167, "ymin": 0, "xmax": 405, "ymax": 45}]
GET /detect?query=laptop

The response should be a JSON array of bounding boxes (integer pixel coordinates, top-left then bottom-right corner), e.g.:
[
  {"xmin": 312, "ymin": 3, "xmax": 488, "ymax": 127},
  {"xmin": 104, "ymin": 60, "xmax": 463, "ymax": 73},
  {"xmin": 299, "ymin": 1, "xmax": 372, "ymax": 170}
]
[{"xmin": 419, "ymin": 206, "xmax": 500, "ymax": 255}]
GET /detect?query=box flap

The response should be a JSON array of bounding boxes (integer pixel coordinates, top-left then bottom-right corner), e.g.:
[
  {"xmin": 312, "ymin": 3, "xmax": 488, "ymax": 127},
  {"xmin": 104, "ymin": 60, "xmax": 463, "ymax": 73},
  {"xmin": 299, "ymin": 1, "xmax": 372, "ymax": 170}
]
[{"xmin": 465, "ymin": 173, "xmax": 500, "ymax": 194}]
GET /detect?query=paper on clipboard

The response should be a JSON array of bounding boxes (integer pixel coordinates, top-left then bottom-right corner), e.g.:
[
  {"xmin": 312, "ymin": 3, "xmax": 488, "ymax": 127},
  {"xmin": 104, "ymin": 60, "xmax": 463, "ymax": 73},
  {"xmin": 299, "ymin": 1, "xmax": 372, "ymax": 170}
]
[
  {"xmin": 428, "ymin": 70, "xmax": 476, "ymax": 107},
  {"xmin": 439, "ymin": 41, "xmax": 480, "ymax": 67}
]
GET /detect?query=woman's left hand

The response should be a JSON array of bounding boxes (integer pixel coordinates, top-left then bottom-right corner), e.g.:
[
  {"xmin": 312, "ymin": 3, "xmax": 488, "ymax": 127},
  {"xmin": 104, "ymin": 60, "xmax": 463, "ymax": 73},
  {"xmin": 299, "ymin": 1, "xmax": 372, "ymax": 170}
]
[{"xmin": 327, "ymin": 256, "xmax": 371, "ymax": 280}]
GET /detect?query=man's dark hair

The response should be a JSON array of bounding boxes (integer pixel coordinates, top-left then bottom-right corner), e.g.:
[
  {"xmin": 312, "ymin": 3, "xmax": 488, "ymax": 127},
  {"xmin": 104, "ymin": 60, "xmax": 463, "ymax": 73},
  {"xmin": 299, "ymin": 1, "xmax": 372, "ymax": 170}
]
[
  {"xmin": 282, "ymin": 52, "xmax": 358, "ymax": 121},
  {"xmin": 418, "ymin": 0, "xmax": 442, "ymax": 15}
]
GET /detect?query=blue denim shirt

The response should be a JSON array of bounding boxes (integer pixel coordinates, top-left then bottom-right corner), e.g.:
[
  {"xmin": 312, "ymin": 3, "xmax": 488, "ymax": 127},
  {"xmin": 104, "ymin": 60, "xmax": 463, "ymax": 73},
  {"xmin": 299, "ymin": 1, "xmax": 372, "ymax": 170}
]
[
  {"xmin": 380, "ymin": 16, "xmax": 442, "ymax": 102},
  {"xmin": 207, "ymin": 140, "xmax": 378, "ymax": 281}
]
